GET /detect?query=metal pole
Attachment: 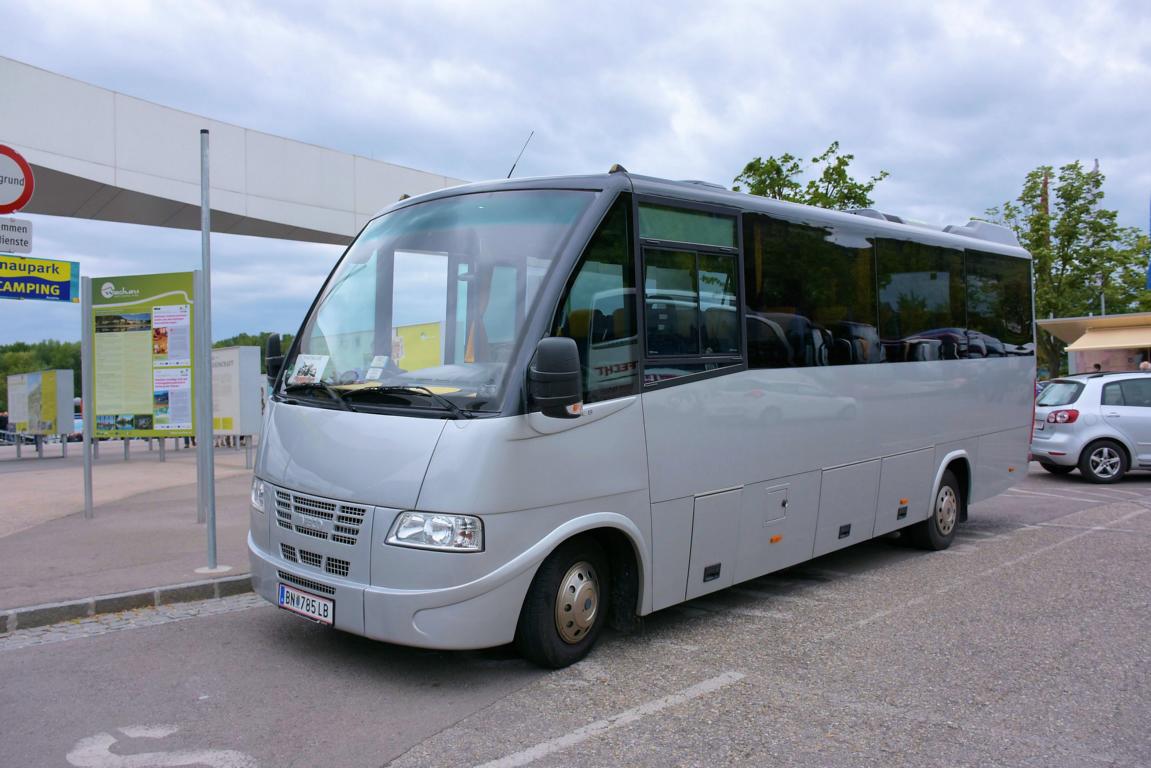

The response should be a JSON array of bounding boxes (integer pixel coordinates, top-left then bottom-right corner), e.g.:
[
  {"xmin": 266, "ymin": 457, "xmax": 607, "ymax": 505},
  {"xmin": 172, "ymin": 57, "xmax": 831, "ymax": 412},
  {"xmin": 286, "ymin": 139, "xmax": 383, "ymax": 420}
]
[
  {"xmin": 123, "ymin": 437, "xmax": 130, "ymax": 460},
  {"xmin": 36, "ymin": 435, "xmax": 43, "ymax": 458},
  {"xmin": 62, "ymin": 435, "xmax": 67, "ymax": 458},
  {"xmin": 196, "ymin": 129, "xmax": 220, "ymax": 570},
  {"xmin": 244, "ymin": 437, "xmax": 252, "ymax": 469},
  {"xmin": 81, "ymin": 276, "xmax": 95, "ymax": 519},
  {"xmin": 159, "ymin": 439, "xmax": 166, "ymax": 462}
]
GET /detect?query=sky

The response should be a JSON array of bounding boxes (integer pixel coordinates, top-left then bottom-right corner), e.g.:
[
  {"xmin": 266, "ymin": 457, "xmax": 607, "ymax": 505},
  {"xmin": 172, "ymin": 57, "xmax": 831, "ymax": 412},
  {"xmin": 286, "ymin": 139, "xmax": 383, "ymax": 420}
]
[{"xmin": 2, "ymin": 0, "xmax": 1149, "ymax": 344}]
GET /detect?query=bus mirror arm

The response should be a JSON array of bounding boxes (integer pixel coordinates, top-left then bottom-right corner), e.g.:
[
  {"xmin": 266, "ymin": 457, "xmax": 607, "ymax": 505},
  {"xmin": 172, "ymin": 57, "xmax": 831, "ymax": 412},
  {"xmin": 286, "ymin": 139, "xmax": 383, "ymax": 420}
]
[
  {"xmin": 528, "ymin": 337, "xmax": 583, "ymax": 419},
  {"xmin": 266, "ymin": 333, "xmax": 284, "ymax": 382}
]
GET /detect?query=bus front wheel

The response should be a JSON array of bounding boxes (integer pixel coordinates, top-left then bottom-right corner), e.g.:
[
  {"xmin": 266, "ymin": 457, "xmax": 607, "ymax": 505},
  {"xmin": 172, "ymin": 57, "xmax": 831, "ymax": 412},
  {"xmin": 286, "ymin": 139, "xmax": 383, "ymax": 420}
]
[
  {"xmin": 515, "ymin": 537, "xmax": 610, "ymax": 669},
  {"xmin": 909, "ymin": 470, "xmax": 961, "ymax": 551}
]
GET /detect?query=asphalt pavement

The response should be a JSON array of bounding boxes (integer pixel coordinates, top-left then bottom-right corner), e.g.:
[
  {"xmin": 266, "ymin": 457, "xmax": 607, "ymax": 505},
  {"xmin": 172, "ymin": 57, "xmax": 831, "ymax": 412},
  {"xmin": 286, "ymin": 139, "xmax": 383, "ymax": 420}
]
[{"xmin": 1, "ymin": 464, "xmax": 1148, "ymax": 767}]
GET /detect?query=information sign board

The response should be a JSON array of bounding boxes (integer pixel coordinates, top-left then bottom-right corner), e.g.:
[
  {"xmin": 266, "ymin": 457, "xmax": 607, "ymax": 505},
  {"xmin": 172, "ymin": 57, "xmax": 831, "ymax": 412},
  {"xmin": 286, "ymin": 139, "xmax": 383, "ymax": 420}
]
[
  {"xmin": 211, "ymin": 346, "xmax": 262, "ymax": 435},
  {"xmin": 1, "ymin": 217, "xmax": 33, "ymax": 254},
  {"xmin": 0, "ymin": 254, "xmax": 80, "ymax": 302},
  {"xmin": 90, "ymin": 272, "xmax": 196, "ymax": 438},
  {"xmin": 6, "ymin": 369, "xmax": 75, "ymax": 435}
]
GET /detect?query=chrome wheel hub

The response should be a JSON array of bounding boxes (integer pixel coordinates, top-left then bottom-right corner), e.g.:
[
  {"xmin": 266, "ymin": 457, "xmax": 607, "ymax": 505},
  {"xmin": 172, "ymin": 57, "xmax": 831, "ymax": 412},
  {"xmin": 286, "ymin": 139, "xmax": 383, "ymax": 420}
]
[
  {"xmin": 555, "ymin": 561, "xmax": 599, "ymax": 644},
  {"xmin": 935, "ymin": 485, "xmax": 958, "ymax": 536},
  {"xmin": 1090, "ymin": 447, "xmax": 1121, "ymax": 478}
]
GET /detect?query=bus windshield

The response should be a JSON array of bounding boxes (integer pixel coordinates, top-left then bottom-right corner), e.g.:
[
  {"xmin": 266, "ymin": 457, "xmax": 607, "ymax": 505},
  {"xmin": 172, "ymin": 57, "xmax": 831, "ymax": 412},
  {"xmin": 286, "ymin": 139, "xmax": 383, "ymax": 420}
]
[{"xmin": 283, "ymin": 189, "xmax": 595, "ymax": 413}]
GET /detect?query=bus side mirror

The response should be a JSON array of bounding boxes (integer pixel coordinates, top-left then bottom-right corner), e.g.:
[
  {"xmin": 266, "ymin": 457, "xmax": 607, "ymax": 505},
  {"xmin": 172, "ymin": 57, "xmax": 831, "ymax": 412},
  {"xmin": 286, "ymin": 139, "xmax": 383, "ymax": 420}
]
[
  {"xmin": 529, "ymin": 337, "xmax": 583, "ymax": 419},
  {"xmin": 266, "ymin": 334, "xmax": 284, "ymax": 382}
]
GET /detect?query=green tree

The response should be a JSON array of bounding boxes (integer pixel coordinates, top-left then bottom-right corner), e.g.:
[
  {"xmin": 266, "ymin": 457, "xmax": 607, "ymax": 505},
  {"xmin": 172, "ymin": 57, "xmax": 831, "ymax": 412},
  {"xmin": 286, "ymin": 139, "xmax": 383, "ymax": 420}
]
[
  {"xmin": 733, "ymin": 141, "xmax": 890, "ymax": 210},
  {"xmin": 986, "ymin": 162, "xmax": 1151, "ymax": 376}
]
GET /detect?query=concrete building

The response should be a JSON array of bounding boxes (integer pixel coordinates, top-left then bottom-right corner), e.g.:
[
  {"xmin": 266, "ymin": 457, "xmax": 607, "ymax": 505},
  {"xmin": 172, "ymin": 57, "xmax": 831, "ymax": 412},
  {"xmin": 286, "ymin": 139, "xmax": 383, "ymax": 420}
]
[
  {"xmin": 0, "ymin": 55, "xmax": 467, "ymax": 246},
  {"xmin": 1038, "ymin": 313, "xmax": 1151, "ymax": 374}
]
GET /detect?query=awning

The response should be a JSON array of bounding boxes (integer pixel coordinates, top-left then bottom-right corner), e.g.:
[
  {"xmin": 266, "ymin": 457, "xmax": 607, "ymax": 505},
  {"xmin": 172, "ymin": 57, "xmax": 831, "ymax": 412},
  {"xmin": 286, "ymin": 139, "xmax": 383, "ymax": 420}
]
[{"xmin": 1065, "ymin": 327, "xmax": 1151, "ymax": 351}]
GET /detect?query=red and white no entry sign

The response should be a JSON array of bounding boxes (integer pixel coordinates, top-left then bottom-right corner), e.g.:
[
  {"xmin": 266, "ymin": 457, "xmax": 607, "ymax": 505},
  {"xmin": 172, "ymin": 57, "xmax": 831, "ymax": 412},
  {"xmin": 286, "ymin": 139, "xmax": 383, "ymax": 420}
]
[{"xmin": 0, "ymin": 144, "xmax": 35, "ymax": 215}]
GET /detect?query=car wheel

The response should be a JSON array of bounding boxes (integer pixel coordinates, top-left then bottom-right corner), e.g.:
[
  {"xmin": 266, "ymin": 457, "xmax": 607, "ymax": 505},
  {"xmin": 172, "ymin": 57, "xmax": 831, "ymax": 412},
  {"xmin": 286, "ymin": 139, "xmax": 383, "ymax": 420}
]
[
  {"xmin": 1078, "ymin": 440, "xmax": 1128, "ymax": 484},
  {"xmin": 1039, "ymin": 461, "xmax": 1075, "ymax": 476},
  {"xmin": 514, "ymin": 537, "xmax": 609, "ymax": 669},
  {"xmin": 909, "ymin": 469, "xmax": 961, "ymax": 551}
]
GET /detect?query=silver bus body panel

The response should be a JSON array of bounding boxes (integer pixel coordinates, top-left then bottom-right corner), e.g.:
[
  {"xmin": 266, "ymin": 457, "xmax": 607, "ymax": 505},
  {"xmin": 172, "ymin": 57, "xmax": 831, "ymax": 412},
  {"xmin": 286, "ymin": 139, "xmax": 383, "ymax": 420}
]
[
  {"xmin": 257, "ymin": 401, "xmax": 447, "ymax": 508},
  {"xmin": 641, "ymin": 357, "xmax": 1032, "ymax": 601}
]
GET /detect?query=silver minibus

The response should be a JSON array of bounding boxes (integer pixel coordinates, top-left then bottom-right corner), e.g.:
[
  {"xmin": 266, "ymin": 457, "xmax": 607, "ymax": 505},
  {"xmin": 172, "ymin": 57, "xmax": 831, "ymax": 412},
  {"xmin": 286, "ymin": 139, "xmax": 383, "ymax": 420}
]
[{"xmin": 249, "ymin": 168, "xmax": 1035, "ymax": 667}]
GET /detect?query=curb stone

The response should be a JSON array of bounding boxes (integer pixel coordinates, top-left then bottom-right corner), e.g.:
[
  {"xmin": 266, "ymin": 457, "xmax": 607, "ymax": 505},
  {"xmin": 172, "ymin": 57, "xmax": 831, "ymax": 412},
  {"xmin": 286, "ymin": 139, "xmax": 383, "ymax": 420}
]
[{"xmin": 0, "ymin": 574, "xmax": 252, "ymax": 634}]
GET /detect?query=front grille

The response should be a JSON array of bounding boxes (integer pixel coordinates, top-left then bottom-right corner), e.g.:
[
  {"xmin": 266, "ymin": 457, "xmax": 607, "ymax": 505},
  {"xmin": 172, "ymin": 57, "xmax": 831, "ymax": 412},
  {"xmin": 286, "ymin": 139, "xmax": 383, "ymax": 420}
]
[
  {"xmin": 277, "ymin": 569, "xmax": 336, "ymax": 595},
  {"xmin": 274, "ymin": 488, "xmax": 367, "ymax": 546},
  {"xmin": 325, "ymin": 557, "xmax": 350, "ymax": 577},
  {"xmin": 299, "ymin": 549, "xmax": 323, "ymax": 568},
  {"xmin": 280, "ymin": 544, "xmax": 298, "ymax": 563}
]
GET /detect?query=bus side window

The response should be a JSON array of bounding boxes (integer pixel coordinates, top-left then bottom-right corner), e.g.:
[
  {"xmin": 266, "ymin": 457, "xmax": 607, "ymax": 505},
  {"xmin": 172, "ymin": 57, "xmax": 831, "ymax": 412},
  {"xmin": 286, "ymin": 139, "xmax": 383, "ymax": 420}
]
[
  {"xmin": 553, "ymin": 196, "xmax": 639, "ymax": 403},
  {"xmin": 743, "ymin": 213, "xmax": 878, "ymax": 368}
]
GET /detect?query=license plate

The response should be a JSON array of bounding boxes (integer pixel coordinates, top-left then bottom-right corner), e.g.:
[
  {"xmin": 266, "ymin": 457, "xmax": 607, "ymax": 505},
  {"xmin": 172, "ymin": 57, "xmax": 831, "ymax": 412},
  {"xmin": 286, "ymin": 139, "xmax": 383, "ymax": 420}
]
[{"xmin": 277, "ymin": 583, "xmax": 334, "ymax": 625}]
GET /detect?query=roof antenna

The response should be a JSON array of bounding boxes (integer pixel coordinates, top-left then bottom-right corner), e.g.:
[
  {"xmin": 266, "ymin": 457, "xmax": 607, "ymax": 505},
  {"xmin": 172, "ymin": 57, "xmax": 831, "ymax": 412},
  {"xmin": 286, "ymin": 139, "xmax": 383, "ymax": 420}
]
[{"xmin": 506, "ymin": 131, "xmax": 535, "ymax": 179}]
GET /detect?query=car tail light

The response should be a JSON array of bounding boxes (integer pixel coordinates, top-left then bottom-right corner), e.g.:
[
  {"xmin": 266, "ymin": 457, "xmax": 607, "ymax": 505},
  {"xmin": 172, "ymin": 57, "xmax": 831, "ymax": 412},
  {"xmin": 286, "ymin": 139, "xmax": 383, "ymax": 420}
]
[{"xmin": 1046, "ymin": 409, "xmax": 1079, "ymax": 424}]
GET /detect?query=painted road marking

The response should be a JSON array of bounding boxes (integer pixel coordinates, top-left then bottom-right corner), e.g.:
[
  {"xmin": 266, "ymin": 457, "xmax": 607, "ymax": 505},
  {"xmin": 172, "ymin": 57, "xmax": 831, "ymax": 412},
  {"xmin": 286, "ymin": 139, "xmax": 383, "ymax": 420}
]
[
  {"xmin": 67, "ymin": 725, "xmax": 256, "ymax": 767},
  {"xmin": 820, "ymin": 506, "xmax": 1148, "ymax": 642},
  {"xmin": 1006, "ymin": 488, "xmax": 1112, "ymax": 504},
  {"xmin": 473, "ymin": 671, "xmax": 745, "ymax": 768}
]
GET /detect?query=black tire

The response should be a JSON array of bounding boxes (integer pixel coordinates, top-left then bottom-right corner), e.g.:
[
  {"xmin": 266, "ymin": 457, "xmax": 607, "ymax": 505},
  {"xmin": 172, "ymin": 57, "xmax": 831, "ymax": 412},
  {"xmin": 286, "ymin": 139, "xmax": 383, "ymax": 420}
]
[
  {"xmin": 908, "ymin": 469, "xmax": 962, "ymax": 551},
  {"xmin": 1078, "ymin": 439, "xmax": 1128, "ymax": 484},
  {"xmin": 514, "ymin": 537, "xmax": 609, "ymax": 669},
  {"xmin": 1039, "ymin": 462, "xmax": 1076, "ymax": 476}
]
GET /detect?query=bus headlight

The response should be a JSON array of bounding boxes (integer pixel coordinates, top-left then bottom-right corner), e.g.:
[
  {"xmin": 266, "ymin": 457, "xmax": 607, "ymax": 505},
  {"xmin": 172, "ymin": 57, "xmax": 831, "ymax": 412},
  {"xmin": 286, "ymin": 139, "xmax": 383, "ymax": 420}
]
[
  {"xmin": 386, "ymin": 511, "xmax": 483, "ymax": 552},
  {"xmin": 250, "ymin": 477, "xmax": 266, "ymax": 513}
]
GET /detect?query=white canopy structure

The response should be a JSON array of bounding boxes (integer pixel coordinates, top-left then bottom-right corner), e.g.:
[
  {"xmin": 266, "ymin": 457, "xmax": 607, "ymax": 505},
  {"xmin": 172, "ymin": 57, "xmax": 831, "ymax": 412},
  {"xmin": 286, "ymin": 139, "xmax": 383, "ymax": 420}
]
[{"xmin": 0, "ymin": 56, "xmax": 467, "ymax": 246}]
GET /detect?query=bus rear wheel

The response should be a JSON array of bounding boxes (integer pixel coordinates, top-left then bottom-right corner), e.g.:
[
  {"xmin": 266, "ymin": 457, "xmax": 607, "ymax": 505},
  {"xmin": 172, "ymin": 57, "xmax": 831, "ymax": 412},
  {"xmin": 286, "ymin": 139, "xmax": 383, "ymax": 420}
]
[
  {"xmin": 515, "ymin": 537, "xmax": 609, "ymax": 669},
  {"xmin": 909, "ymin": 470, "xmax": 961, "ymax": 551}
]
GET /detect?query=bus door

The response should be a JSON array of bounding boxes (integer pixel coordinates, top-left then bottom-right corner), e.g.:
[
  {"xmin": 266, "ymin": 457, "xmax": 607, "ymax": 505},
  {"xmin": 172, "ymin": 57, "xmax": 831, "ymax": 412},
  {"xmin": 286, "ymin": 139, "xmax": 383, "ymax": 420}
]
[{"xmin": 633, "ymin": 201, "xmax": 747, "ymax": 603}]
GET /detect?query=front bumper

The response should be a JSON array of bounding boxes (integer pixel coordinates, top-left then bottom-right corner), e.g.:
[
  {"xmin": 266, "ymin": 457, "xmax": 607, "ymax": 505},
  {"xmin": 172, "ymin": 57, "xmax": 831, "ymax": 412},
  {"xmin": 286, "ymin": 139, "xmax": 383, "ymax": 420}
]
[{"xmin": 248, "ymin": 533, "xmax": 534, "ymax": 650}]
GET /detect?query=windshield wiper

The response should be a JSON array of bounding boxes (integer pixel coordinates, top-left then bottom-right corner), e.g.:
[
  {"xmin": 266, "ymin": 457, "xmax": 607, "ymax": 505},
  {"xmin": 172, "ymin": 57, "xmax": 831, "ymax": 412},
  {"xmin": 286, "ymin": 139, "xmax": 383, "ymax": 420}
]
[
  {"xmin": 281, "ymin": 382, "xmax": 355, "ymax": 411},
  {"xmin": 343, "ymin": 385, "xmax": 476, "ymax": 419}
]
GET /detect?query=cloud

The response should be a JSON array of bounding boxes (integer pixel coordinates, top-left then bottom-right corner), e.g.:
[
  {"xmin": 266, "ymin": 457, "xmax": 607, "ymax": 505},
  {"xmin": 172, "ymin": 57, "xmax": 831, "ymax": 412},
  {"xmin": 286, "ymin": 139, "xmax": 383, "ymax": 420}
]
[{"xmin": 1, "ymin": 0, "xmax": 1149, "ymax": 343}]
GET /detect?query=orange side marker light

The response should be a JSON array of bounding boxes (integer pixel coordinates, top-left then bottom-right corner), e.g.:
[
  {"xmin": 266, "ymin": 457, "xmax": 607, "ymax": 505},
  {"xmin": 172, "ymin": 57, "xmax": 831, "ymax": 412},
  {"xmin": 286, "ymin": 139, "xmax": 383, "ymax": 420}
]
[{"xmin": 769, "ymin": 535, "xmax": 783, "ymax": 544}]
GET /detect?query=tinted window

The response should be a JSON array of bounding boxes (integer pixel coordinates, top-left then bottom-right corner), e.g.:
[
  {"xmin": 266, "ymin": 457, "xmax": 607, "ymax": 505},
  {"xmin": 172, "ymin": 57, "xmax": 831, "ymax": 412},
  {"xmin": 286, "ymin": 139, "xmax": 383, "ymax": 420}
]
[
  {"xmin": 966, "ymin": 251, "xmax": 1034, "ymax": 354},
  {"xmin": 645, "ymin": 249, "xmax": 700, "ymax": 356},
  {"xmin": 1037, "ymin": 380, "xmax": 1084, "ymax": 406},
  {"xmin": 643, "ymin": 249, "xmax": 740, "ymax": 359},
  {"xmin": 638, "ymin": 204, "xmax": 736, "ymax": 248},
  {"xmin": 744, "ymin": 214, "xmax": 878, "ymax": 367},
  {"xmin": 1119, "ymin": 378, "xmax": 1151, "ymax": 407},
  {"xmin": 554, "ymin": 196, "xmax": 638, "ymax": 403},
  {"xmin": 877, "ymin": 240, "xmax": 966, "ymax": 361},
  {"xmin": 1102, "ymin": 382, "xmax": 1123, "ymax": 406}
]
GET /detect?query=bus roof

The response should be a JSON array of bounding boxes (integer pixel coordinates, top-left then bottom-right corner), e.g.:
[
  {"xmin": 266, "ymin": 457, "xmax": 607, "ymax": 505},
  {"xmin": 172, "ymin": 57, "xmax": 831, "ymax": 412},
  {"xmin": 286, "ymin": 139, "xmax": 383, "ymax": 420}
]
[{"xmin": 374, "ymin": 168, "xmax": 1029, "ymax": 258}]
